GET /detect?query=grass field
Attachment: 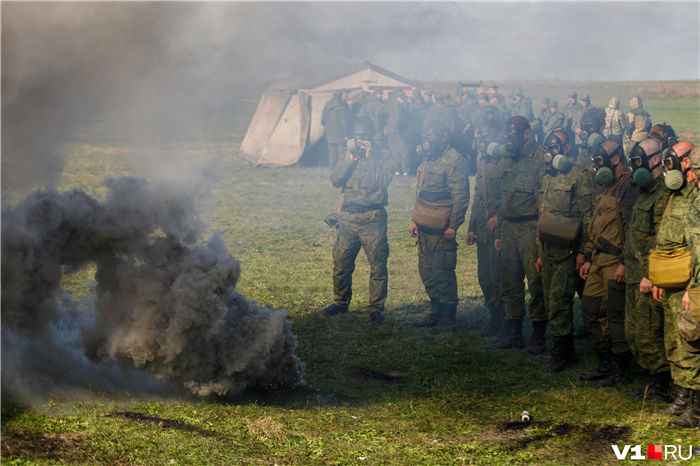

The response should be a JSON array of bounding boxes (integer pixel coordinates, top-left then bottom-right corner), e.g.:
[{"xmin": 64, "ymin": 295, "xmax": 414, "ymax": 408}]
[{"xmin": 2, "ymin": 81, "xmax": 700, "ymax": 465}]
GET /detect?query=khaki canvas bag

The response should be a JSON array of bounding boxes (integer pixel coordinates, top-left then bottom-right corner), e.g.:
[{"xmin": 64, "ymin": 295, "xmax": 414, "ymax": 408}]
[
  {"xmin": 537, "ymin": 176, "xmax": 582, "ymax": 248},
  {"xmin": 412, "ymin": 166, "xmax": 452, "ymax": 231},
  {"xmin": 648, "ymin": 247, "xmax": 692, "ymax": 288}
]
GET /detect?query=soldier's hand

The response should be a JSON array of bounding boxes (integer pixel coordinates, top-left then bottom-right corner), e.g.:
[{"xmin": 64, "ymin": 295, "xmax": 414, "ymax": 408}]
[
  {"xmin": 640, "ymin": 277, "xmax": 653, "ymax": 294},
  {"xmin": 652, "ymin": 286, "xmax": 663, "ymax": 302},
  {"xmin": 575, "ymin": 253, "xmax": 585, "ymax": 272},
  {"xmin": 466, "ymin": 232, "xmax": 476, "ymax": 245},
  {"xmin": 683, "ymin": 291, "xmax": 690, "ymax": 310},
  {"xmin": 360, "ymin": 140, "xmax": 372, "ymax": 158},
  {"xmin": 536, "ymin": 257, "xmax": 542, "ymax": 275},
  {"xmin": 575, "ymin": 128, "xmax": 582, "ymax": 135},
  {"xmin": 410, "ymin": 222, "xmax": 419, "ymax": 238},
  {"xmin": 487, "ymin": 216, "xmax": 498, "ymax": 234},
  {"xmin": 614, "ymin": 264, "xmax": 625, "ymax": 283},
  {"xmin": 444, "ymin": 228, "xmax": 456, "ymax": 240},
  {"xmin": 579, "ymin": 262, "xmax": 591, "ymax": 280},
  {"xmin": 494, "ymin": 239, "xmax": 501, "ymax": 252}
]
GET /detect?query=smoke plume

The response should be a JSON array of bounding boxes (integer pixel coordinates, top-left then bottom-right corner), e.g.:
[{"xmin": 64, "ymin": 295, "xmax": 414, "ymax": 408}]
[{"xmin": 2, "ymin": 177, "xmax": 304, "ymax": 399}]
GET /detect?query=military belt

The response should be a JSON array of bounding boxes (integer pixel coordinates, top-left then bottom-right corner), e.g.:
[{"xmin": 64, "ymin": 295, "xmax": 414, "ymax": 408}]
[
  {"xmin": 418, "ymin": 191, "xmax": 452, "ymax": 202},
  {"xmin": 342, "ymin": 204, "xmax": 382, "ymax": 215}
]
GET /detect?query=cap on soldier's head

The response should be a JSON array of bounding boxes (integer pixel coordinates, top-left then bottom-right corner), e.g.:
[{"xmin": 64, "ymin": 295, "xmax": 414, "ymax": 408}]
[
  {"xmin": 353, "ymin": 116, "xmax": 375, "ymax": 136},
  {"xmin": 488, "ymin": 83, "xmax": 499, "ymax": 90},
  {"xmin": 433, "ymin": 92, "xmax": 443, "ymax": 101},
  {"xmin": 513, "ymin": 88, "xmax": 524, "ymax": 96},
  {"xmin": 550, "ymin": 100, "xmax": 558, "ymax": 108},
  {"xmin": 689, "ymin": 146, "xmax": 700, "ymax": 177},
  {"xmin": 424, "ymin": 89, "xmax": 433, "ymax": 96},
  {"xmin": 342, "ymin": 88, "xmax": 350, "ymax": 95},
  {"xmin": 478, "ymin": 93, "xmax": 489, "ymax": 102},
  {"xmin": 489, "ymin": 94, "xmax": 499, "ymax": 101},
  {"xmin": 507, "ymin": 115, "xmax": 531, "ymax": 131},
  {"xmin": 581, "ymin": 94, "xmax": 591, "ymax": 103},
  {"xmin": 372, "ymin": 88, "xmax": 383, "ymax": 95},
  {"xmin": 542, "ymin": 97, "xmax": 550, "ymax": 104},
  {"xmin": 395, "ymin": 90, "xmax": 406, "ymax": 99},
  {"xmin": 333, "ymin": 90, "xmax": 342, "ymax": 98},
  {"xmin": 568, "ymin": 92, "xmax": 577, "ymax": 99}
]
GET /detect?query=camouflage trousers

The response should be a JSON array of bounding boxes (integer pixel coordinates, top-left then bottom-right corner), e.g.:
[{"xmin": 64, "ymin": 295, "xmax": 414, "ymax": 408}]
[
  {"xmin": 663, "ymin": 288, "xmax": 700, "ymax": 390},
  {"xmin": 540, "ymin": 248, "xmax": 577, "ymax": 337},
  {"xmin": 332, "ymin": 210, "xmax": 389, "ymax": 313},
  {"xmin": 625, "ymin": 283, "xmax": 669, "ymax": 375},
  {"xmin": 388, "ymin": 134, "xmax": 410, "ymax": 174},
  {"xmin": 499, "ymin": 219, "xmax": 546, "ymax": 322},
  {"xmin": 476, "ymin": 237, "xmax": 502, "ymax": 310},
  {"xmin": 581, "ymin": 254, "xmax": 630, "ymax": 356},
  {"xmin": 328, "ymin": 143, "xmax": 345, "ymax": 168},
  {"xmin": 417, "ymin": 231, "xmax": 458, "ymax": 305}
]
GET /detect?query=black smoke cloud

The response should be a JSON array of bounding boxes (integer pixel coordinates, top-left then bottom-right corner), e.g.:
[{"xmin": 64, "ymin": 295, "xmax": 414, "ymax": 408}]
[{"xmin": 1, "ymin": 177, "xmax": 304, "ymax": 399}]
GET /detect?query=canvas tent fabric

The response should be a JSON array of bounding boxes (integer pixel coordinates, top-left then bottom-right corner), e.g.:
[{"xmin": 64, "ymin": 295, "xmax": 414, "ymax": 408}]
[{"xmin": 240, "ymin": 62, "xmax": 416, "ymax": 166}]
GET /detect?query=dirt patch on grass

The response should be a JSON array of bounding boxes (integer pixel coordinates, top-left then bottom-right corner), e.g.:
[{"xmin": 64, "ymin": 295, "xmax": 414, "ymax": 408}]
[
  {"xmin": 106, "ymin": 411, "xmax": 219, "ymax": 438},
  {"xmin": 355, "ymin": 367, "xmax": 405, "ymax": 384},
  {"xmin": 679, "ymin": 131, "xmax": 700, "ymax": 140},
  {"xmin": 2, "ymin": 432, "xmax": 94, "ymax": 464}
]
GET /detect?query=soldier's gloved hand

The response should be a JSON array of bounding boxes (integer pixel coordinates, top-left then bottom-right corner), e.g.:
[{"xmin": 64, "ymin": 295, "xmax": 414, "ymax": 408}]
[
  {"xmin": 536, "ymin": 257, "xmax": 542, "ymax": 275},
  {"xmin": 614, "ymin": 264, "xmax": 625, "ymax": 283},
  {"xmin": 640, "ymin": 277, "xmax": 653, "ymax": 294},
  {"xmin": 579, "ymin": 262, "xmax": 591, "ymax": 280},
  {"xmin": 494, "ymin": 239, "xmax": 501, "ymax": 252},
  {"xmin": 444, "ymin": 228, "xmax": 456, "ymax": 240},
  {"xmin": 652, "ymin": 286, "xmax": 663, "ymax": 303},
  {"xmin": 466, "ymin": 232, "xmax": 476, "ymax": 245},
  {"xmin": 682, "ymin": 291, "xmax": 690, "ymax": 310},
  {"xmin": 409, "ymin": 222, "xmax": 419, "ymax": 238},
  {"xmin": 487, "ymin": 216, "xmax": 498, "ymax": 234},
  {"xmin": 575, "ymin": 253, "xmax": 585, "ymax": 272}
]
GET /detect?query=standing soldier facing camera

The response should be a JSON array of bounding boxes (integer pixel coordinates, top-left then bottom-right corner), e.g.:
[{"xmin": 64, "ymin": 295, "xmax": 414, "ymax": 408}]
[
  {"xmin": 411, "ymin": 121, "xmax": 470, "ymax": 334},
  {"xmin": 321, "ymin": 89, "xmax": 351, "ymax": 168},
  {"xmin": 322, "ymin": 117, "xmax": 394, "ymax": 323}
]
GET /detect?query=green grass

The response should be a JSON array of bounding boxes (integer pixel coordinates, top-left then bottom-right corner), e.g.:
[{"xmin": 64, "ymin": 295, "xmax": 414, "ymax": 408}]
[{"xmin": 3, "ymin": 81, "xmax": 700, "ymax": 465}]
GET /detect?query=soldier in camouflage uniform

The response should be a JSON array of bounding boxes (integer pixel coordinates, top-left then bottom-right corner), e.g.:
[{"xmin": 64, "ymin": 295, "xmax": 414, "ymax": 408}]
[
  {"xmin": 564, "ymin": 92, "xmax": 585, "ymax": 148},
  {"xmin": 509, "ymin": 89, "xmax": 535, "ymax": 122},
  {"xmin": 673, "ymin": 145, "xmax": 700, "ymax": 428},
  {"xmin": 543, "ymin": 100, "xmax": 565, "ymax": 135},
  {"xmin": 625, "ymin": 96, "xmax": 652, "ymax": 155},
  {"xmin": 466, "ymin": 122, "xmax": 506, "ymax": 337},
  {"xmin": 651, "ymin": 142, "xmax": 700, "ymax": 427},
  {"xmin": 323, "ymin": 117, "xmax": 394, "ymax": 323},
  {"xmin": 469, "ymin": 94, "xmax": 498, "ymax": 139},
  {"xmin": 534, "ymin": 98, "xmax": 551, "ymax": 144},
  {"xmin": 423, "ymin": 93, "xmax": 456, "ymax": 140},
  {"xmin": 321, "ymin": 89, "xmax": 351, "ymax": 168},
  {"xmin": 411, "ymin": 121, "xmax": 470, "ymax": 334},
  {"xmin": 623, "ymin": 138, "xmax": 672, "ymax": 400},
  {"xmin": 603, "ymin": 97, "xmax": 626, "ymax": 144},
  {"xmin": 576, "ymin": 109, "xmax": 607, "ymax": 170},
  {"xmin": 491, "ymin": 116, "xmax": 548, "ymax": 352},
  {"xmin": 579, "ymin": 141, "xmax": 640, "ymax": 387},
  {"xmin": 537, "ymin": 131, "xmax": 595, "ymax": 371},
  {"xmin": 359, "ymin": 89, "xmax": 388, "ymax": 149},
  {"xmin": 387, "ymin": 91, "xmax": 411, "ymax": 176},
  {"xmin": 489, "ymin": 94, "xmax": 509, "ymax": 133}
]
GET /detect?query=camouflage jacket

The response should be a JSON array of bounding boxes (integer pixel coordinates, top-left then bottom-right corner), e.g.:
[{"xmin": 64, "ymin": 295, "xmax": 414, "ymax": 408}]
[
  {"xmin": 387, "ymin": 99, "xmax": 410, "ymax": 139},
  {"xmin": 564, "ymin": 102, "xmax": 585, "ymax": 144},
  {"xmin": 684, "ymin": 186, "xmax": 700, "ymax": 285},
  {"xmin": 538, "ymin": 162, "xmax": 596, "ymax": 257},
  {"xmin": 604, "ymin": 105, "xmax": 626, "ymax": 139},
  {"xmin": 584, "ymin": 169, "xmax": 640, "ymax": 267},
  {"xmin": 359, "ymin": 97, "xmax": 388, "ymax": 143},
  {"xmin": 321, "ymin": 97, "xmax": 350, "ymax": 144},
  {"xmin": 623, "ymin": 176, "xmax": 671, "ymax": 284},
  {"xmin": 469, "ymin": 102, "xmax": 498, "ymax": 136},
  {"xmin": 468, "ymin": 154, "xmax": 505, "ymax": 244},
  {"xmin": 497, "ymin": 138, "xmax": 547, "ymax": 232},
  {"xmin": 331, "ymin": 149, "xmax": 394, "ymax": 213},
  {"xmin": 423, "ymin": 101, "xmax": 456, "ymax": 136},
  {"xmin": 543, "ymin": 110, "xmax": 565, "ymax": 134},
  {"xmin": 656, "ymin": 182, "xmax": 698, "ymax": 251},
  {"xmin": 510, "ymin": 97, "xmax": 535, "ymax": 122},
  {"xmin": 538, "ymin": 106, "xmax": 551, "ymax": 128},
  {"xmin": 416, "ymin": 146, "xmax": 470, "ymax": 232}
]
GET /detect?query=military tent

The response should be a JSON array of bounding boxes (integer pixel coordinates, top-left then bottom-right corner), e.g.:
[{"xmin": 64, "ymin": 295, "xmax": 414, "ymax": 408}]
[{"xmin": 239, "ymin": 61, "xmax": 416, "ymax": 166}]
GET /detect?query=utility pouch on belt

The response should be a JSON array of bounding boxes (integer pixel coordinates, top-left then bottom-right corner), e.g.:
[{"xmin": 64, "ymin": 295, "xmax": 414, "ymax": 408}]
[
  {"xmin": 536, "ymin": 176, "xmax": 582, "ymax": 248},
  {"xmin": 648, "ymin": 247, "xmax": 692, "ymax": 289},
  {"xmin": 412, "ymin": 167, "xmax": 452, "ymax": 231},
  {"xmin": 325, "ymin": 189, "xmax": 344, "ymax": 229}
]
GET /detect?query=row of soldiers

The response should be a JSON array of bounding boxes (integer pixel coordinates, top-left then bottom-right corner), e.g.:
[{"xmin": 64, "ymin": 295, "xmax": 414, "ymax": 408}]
[{"xmin": 320, "ymin": 107, "xmax": 700, "ymax": 429}]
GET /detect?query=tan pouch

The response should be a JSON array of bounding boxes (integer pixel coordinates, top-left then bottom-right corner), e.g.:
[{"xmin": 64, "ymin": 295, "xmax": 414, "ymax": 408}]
[
  {"xmin": 648, "ymin": 247, "xmax": 692, "ymax": 289},
  {"xmin": 412, "ymin": 197, "xmax": 452, "ymax": 231},
  {"xmin": 537, "ymin": 210, "xmax": 582, "ymax": 248}
]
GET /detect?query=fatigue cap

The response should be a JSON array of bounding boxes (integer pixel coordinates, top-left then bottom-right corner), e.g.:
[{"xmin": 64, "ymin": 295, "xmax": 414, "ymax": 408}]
[
  {"xmin": 372, "ymin": 88, "xmax": 383, "ymax": 95},
  {"xmin": 568, "ymin": 92, "xmax": 577, "ymax": 99},
  {"xmin": 423, "ymin": 89, "xmax": 433, "ymax": 96},
  {"xmin": 689, "ymin": 146, "xmax": 700, "ymax": 177},
  {"xmin": 550, "ymin": 100, "xmax": 558, "ymax": 108},
  {"xmin": 395, "ymin": 90, "xmax": 406, "ymax": 98},
  {"xmin": 488, "ymin": 83, "xmax": 499, "ymax": 91},
  {"xmin": 478, "ymin": 93, "xmax": 489, "ymax": 102},
  {"xmin": 542, "ymin": 97, "xmax": 550, "ymax": 104},
  {"xmin": 581, "ymin": 94, "xmax": 591, "ymax": 103},
  {"xmin": 513, "ymin": 88, "xmax": 524, "ymax": 97},
  {"xmin": 433, "ymin": 92, "xmax": 443, "ymax": 101}
]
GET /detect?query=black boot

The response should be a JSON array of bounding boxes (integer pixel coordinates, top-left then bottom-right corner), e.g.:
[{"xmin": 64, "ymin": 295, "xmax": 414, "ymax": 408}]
[
  {"xmin": 634, "ymin": 371, "xmax": 672, "ymax": 401},
  {"xmin": 542, "ymin": 335, "xmax": 568, "ymax": 373},
  {"xmin": 657, "ymin": 386, "xmax": 692, "ymax": 416},
  {"xmin": 489, "ymin": 319, "xmax": 525, "ymax": 350},
  {"xmin": 474, "ymin": 306, "xmax": 504, "ymax": 337},
  {"xmin": 522, "ymin": 320, "xmax": 548, "ymax": 355},
  {"xmin": 413, "ymin": 299, "xmax": 442, "ymax": 328},
  {"xmin": 573, "ymin": 324, "xmax": 588, "ymax": 339},
  {"xmin": 595, "ymin": 353, "xmax": 631, "ymax": 388},
  {"xmin": 429, "ymin": 303, "xmax": 458, "ymax": 334},
  {"xmin": 540, "ymin": 334, "xmax": 579, "ymax": 364},
  {"xmin": 579, "ymin": 351, "xmax": 613, "ymax": 381},
  {"xmin": 669, "ymin": 389, "xmax": 700, "ymax": 428},
  {"xmin": 369, "ymin": 311, "xmax": 385, "ymax": 323},
  {"xmin": 322, "ymin": 304, "xmax": 348, "ymax": 317}
]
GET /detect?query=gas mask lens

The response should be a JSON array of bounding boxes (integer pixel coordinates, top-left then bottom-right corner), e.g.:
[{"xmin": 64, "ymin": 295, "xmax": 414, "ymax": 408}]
[
  {"xmin": 421, "ymin": 132, "xmax": 437, "ymax": 143},
  {"xmin": 547, "ymin": 144, "xmax": 561, "ymax": 155},
  {"xmin": 667, "ymin": 136, "xmax": 679, "ymax": 147},
  {"xmin": 630, "ymin": 156, "xmax": 643, "ymax": 168},
  {"xmin": 593, "ymin": 156, "xmax": 605, "ymax": 168},
  {"xmin": 354, "ymin": 131, "xmax": 372, "ymax": 142},
  {"xmin": 663, "ymin": 158, "xmax": 675, "ymax": 171}
]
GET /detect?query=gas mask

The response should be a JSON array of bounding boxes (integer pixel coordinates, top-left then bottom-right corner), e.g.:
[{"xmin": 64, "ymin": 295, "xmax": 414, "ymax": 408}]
[
  {"xmin": 476, "ymin": 128, "xmax": 499, "ymax": 159},
  {"xmin": 543, "ymin": 143, "xmax": 571, "ymax": 173},
  {"xmin": 347, "ymin": 117, "xmax": 375, "ymax": 159},
  {"xmin": 503, "ymin": 123, "xmax": 526, "ymax": 156},
  {"xmin": 663, "ymin": 153, "xmax": 687, "ymax": 191},
  {"xmin": 420, "ymin": 124, "xmax": 448, "ymax": 160},
  {"xmin": 629, "ymin": 141, "xmax": 662, "ymax": 188},
  {"xmin": 592, "ymin": 142, "xmax": 623, "ymax": 186}
]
